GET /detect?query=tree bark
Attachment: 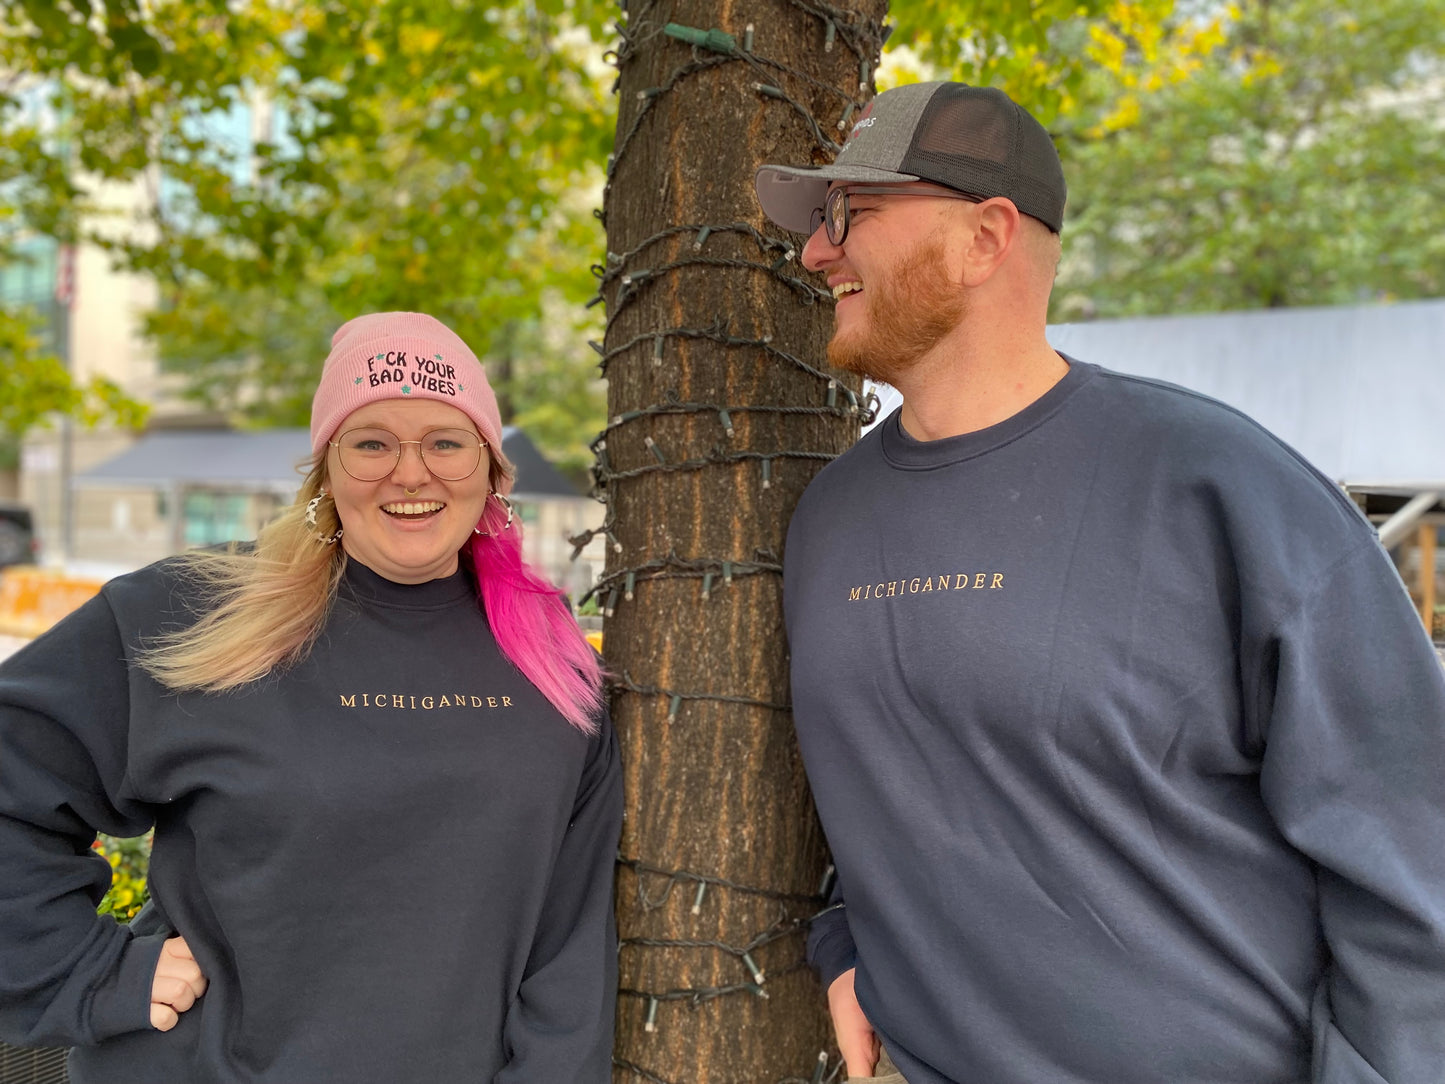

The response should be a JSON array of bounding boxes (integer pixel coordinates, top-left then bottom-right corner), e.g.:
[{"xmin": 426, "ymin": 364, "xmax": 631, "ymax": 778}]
[{"xmin": 593, "ymin": 1, "xmax": 888, "ymax": 1080}]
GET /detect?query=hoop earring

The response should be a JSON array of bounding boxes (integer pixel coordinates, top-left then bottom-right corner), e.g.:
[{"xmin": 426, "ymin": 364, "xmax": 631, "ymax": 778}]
[
  {"xmin": 472, "ymin": 492, "xmax": 515, "ymax": 537},
  {"xmin": 493, "ymin": 492, "xmax": 515, "ymax": 530},
  {"xmin": 305, "ymin": 493, "xmax": 344, "ymax": 545}
]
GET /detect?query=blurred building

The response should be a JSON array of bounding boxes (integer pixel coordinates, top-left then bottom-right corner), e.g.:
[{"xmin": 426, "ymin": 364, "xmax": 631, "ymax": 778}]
[{"xmin": 6, "ymin": 175, "xmax": 176, "ymax": 566}]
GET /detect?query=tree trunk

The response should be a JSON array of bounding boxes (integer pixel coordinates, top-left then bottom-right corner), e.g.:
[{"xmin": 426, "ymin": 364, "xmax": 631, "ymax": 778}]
[
  {"xmin": 593, "ymin": 1, "xmax": 888, "ymax": 1080},
  {"xmin": 490, "ymin": 320, "xmax": 517, "ymax": 422}
]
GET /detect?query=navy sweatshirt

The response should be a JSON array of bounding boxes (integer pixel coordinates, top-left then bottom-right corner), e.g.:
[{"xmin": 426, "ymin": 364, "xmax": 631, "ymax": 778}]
[
  {"xmin": 0, "ymin": 558, "xmax": 621, "ymax": 1083},
  {"xmin": 785, "ymin": 360, "xmax": 1445, "ymax": 1084}
]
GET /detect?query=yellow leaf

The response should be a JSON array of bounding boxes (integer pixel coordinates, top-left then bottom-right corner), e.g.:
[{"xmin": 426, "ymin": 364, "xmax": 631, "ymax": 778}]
[
  {"xmin": 1088, "ymin": 28, "xmax": 1128, "ymax": 74},
  {"xmin": 1103, "ymin": 93, "xmax": 1141, "ymax": 131},
  {"xmin": 400, "ymin": 26, "xmax": 444, "ymax": 55}
]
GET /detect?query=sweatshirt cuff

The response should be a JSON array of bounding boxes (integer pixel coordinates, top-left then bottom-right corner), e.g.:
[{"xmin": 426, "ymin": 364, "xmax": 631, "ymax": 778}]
[
  {"xmin": 83, "ymin": 931, "xmax": 168, "ymax": 1042},
  {"xmin": 807, "ymin": 916, "xmax": 858, "ymax": 991}
]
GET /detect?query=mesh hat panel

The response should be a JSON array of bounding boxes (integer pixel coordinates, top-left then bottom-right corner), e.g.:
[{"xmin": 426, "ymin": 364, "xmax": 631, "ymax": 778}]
[
  {"xmin": 901, "ymin": 85, "xmax": 1066, "ymax": 232},
  {"xmin": 913, "ymin": 94, "xmax": 1014, "ymax": 166}
]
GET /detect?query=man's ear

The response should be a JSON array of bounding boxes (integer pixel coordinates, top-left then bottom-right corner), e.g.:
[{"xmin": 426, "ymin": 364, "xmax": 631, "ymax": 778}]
[{"xmin": 959, "ymin": 198, "xmax": 1022, "ymax": 287}]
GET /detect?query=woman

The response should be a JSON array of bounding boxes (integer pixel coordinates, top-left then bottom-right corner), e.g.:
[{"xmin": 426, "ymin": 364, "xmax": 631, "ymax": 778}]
[{"xmin": 0, "ymin": 312, "xmax": 621, "ymax": 1082}]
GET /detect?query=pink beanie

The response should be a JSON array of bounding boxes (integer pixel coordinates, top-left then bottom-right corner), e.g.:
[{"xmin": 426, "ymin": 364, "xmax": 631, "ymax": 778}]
[{"xmin": 309, "ymin": 312, "xmax": 509, "ymax": 491}]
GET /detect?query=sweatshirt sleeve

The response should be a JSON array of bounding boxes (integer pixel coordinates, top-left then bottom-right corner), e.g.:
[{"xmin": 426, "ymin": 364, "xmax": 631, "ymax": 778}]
[
  {"xmin": 494, "ymin": 707, "xmax": 623, "ymax": 1084},
  {"xmin": 1253, "ymin": 539, "xmax": 1445, "ymax": 1083},
  {"xmin": 805, "ymin": 875, "xmax": 857, "ymax": 990},
  {"xmin": 0, "ymin": 593, "xmax": 166, "ymax": 1048}
]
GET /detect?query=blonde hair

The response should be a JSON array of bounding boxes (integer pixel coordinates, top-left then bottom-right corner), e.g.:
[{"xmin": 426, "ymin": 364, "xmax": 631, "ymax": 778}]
[{"xmin": 137, "ymin": 460, "xmax": 348, "ymax": 691}]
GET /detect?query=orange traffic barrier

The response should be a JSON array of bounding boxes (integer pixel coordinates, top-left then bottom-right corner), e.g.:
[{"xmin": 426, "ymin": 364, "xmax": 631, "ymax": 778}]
[{"xmin": 0, "ymin": 567, "xmax": 105, "ymax": 639}]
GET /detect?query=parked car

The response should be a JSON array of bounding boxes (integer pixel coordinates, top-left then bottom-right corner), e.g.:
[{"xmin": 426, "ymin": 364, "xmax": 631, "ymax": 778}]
[{"xmin": 0, "ymin": 502, "xmax": 37, "ymax": 568}]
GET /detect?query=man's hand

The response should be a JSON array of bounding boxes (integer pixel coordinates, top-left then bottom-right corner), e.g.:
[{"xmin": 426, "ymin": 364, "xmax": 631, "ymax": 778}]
[
  {"xmin": 150, "ymin": 935, "xmax": 208, "ymax": 1031},
  {"xmin": 828, "ymin": 968, "xmax": 879, "ymax": 1078}
]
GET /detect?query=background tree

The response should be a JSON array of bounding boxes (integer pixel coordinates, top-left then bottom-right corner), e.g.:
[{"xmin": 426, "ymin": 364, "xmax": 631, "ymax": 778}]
[
  {"xmin": 0, "ymin": 75, "xmax": 146, "ymax": 463},
  {"xmin": 1054, "ymin": 0, "xmax": 1445, "ymax": 318},
  {"xmin": 0, "ymin": 0, "xmax": 1229, "ymax": 470},
  {"xmin": 0, "ymin": 308, "xmax": 147, "ymax": 443},
  {"xmin": 892, "ymin": 0, "xmax": 1212, "ymax": 123},
  {"xmin": 0, "ymin": 0, "xmax": 1229, "ymax": 471},
  {"xmin": 0, "ymin": 0, "xmax": 614, "ymax": 469}
]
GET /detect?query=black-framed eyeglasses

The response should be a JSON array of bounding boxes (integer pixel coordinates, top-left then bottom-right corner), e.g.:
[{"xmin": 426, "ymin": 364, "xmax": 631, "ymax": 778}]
[
  {"xmin": 329, "ymin": 427, "xmax": 487, "ymax": 482},
  {"xmin": 808, "ymin": 185, "xmax": 984, "ymax": 246}
]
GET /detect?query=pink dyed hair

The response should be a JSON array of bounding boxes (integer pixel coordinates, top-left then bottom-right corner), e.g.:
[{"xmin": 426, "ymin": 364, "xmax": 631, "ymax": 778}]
[{"xmin": 465, "ymin": 495, "xmax": 605, "ymax": 734}]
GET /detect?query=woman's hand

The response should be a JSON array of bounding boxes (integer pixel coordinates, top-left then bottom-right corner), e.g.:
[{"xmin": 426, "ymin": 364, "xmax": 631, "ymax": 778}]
[{"xmin": 150, "ymin": 935, "xmax": 208, "ymax": 1031}]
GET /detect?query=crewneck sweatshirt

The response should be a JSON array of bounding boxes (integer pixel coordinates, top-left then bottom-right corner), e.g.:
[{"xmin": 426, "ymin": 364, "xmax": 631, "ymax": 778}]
[
  {"xmin": 0, "ymin": 557, "xmax": 621, "ymax": 1083},
  {"xmin": 785, "ymin": 360, "xmax": 1445, "ymax": 1084}
]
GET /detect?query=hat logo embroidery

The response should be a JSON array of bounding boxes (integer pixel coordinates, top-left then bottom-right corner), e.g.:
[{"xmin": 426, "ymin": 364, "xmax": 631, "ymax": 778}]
[
  {"xmin": 362, "ymin": 348, "xmax": 461, "ymax": 396},
  {"xmin": 839, "ymin": 100, "xmax": 876, "ymax": 152}
]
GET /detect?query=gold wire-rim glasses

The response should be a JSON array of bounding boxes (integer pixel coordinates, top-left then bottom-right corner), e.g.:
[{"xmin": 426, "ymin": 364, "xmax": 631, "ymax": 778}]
[{"xmin": 328, "ymin": 426, "xmax": 487, "ymax": 482}]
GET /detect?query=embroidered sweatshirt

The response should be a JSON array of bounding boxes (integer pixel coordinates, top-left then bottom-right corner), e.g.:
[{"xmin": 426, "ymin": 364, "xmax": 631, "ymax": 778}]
[
  {"xmin": 0, "ymin": 558, "xmax": 621, "ymax": 1083},
  {"xmin": 786, "ymin": 360, "xmax": 1445, "ymax": 1084}
]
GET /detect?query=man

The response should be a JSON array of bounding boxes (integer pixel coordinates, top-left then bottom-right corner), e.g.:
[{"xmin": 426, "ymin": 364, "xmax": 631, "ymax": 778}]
[{"xmin": 755, "ymin": 81, "xmax": 1445, "ymax": 1084}]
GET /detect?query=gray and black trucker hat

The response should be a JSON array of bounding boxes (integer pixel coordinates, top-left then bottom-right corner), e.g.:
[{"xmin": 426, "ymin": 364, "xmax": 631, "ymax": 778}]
[{"xmin": 755, "ymin": 81, "xmax": 1066, "ymax": 234}]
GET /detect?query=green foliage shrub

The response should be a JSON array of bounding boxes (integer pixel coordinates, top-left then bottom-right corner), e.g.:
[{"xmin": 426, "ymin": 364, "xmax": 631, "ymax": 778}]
[{"xmin": 95, "ymin": 832, "xmax": 152, "ymax": 921}]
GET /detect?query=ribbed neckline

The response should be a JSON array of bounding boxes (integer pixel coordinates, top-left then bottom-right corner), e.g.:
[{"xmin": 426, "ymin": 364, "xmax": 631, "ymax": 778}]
[
  {"xmin": 340, "ymin": 558, "xmax": 476, "ymax": 610},
  {"xmin": 878, "ymin": 357, "xmax": 1096, "ymax": 470}
]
